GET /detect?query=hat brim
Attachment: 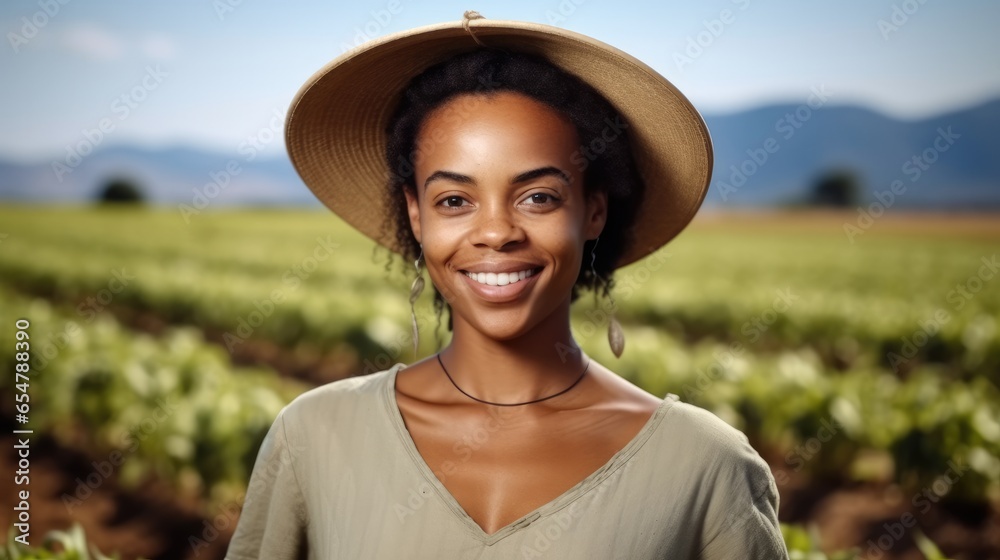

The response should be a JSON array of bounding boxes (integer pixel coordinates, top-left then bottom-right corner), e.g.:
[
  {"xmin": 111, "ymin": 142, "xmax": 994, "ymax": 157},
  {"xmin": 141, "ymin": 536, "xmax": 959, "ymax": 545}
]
[{"xmin": 285, "ymin": 16, "xmax": 713, "ymax": 269}]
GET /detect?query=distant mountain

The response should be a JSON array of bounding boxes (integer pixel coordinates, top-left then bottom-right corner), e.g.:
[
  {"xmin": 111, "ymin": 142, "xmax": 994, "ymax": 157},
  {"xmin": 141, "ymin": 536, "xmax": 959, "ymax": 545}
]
[
  {"xmin": 0, "ymin": 99, "xmax": 997, "ymax": 209},
  {"xmin": 701, "ymin": 98, "xmax": 1000, "ymax": 209},
  {"xmin": 0, "ymin": 144, "xmax": 321, "ymax": 208}
]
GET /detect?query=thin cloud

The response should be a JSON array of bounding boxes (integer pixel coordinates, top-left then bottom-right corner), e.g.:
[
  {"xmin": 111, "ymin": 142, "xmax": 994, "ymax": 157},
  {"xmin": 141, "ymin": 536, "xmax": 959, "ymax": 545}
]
[
  {"xmin": 13, "ymin": 22, "xmax": 177, "ymax": 62},
  {"xmin": 140, "ymin": 33, "xmax": 176, "ymax": 61},
  {"xmin": 60, "ymin": 22, "xmax": 124, "ymax": 61}
]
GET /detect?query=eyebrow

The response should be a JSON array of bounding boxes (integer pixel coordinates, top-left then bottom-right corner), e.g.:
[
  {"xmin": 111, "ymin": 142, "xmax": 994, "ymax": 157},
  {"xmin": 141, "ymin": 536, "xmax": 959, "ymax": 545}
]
[{"xmin": 422, "ymin": 166, "xmax": 571, "ymax": 191}]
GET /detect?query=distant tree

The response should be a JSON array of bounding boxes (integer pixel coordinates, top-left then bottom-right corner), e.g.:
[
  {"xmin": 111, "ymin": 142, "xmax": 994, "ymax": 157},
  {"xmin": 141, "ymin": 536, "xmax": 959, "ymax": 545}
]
[
  {"xmin": 809, "ymin": 169, "xmax": 861, "ymax": 208},
  {"xmin": 96, "ymin": 177, "xmax": 146, "ymax": 205}
]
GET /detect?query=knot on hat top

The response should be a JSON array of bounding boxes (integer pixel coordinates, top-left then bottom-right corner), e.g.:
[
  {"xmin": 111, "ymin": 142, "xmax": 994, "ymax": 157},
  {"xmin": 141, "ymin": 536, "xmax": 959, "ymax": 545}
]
[{"xmin": 462, "ymin": 10, "xmax": 486, "ymax": 46}]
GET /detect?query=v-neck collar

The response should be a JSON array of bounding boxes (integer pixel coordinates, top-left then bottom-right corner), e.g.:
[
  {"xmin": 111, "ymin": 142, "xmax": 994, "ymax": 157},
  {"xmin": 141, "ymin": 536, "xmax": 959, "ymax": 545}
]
[{"xmin": 380, "ymin": 362, "xmax": 679, "ymax": 546}]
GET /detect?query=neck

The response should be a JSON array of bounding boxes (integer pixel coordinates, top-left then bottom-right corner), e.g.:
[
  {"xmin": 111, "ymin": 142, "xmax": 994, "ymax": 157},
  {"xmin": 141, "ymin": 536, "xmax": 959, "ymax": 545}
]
[{"xmin": 440, "ymin": 296, "xmax": 589, "ymax": 405}]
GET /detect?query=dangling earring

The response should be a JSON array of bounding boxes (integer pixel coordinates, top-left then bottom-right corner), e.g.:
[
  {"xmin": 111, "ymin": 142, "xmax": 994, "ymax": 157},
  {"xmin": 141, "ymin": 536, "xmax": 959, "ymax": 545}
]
[
  {"xmin": 606, "ymin": 287, "xmax": 625, "ymax": 358},
  {"xmin": 409, "ymin": 245, "xmax": 425, "ymax": 359},
  {"xmin": 590, "ymin": 236, "xmax": 625, "ymax": 358}
]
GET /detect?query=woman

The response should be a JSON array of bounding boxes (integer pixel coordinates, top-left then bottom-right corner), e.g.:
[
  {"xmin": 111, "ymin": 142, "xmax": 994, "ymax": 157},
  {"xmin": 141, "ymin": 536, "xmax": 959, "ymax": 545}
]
[{"xmin": 226, "ymin": 11, "xmax": 787, "ymax": 560}]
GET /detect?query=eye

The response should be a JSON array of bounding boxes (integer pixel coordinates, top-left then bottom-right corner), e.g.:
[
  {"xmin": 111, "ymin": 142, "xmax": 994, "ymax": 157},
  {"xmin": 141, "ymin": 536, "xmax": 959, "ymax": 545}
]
[
  {"xmin": 523, "ymin": 192, "xmax": 561, "ymax": 206},
  {"xmin": 437, "ymin": 195, "xmax": 470, "ymax": 209}
]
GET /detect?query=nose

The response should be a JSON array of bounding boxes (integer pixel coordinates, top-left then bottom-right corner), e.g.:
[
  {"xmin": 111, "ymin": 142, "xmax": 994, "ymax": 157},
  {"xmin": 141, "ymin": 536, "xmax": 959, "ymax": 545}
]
[{"xmin": 470, "ymin": 200, "xmax": 526, "ymax": 250}]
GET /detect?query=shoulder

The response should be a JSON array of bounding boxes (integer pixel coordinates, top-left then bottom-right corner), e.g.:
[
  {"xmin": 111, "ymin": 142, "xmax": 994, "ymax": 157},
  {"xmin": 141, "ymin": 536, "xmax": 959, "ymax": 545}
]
[
  {"xmin": 278, "ymin": 364, "xmax": 400, "ymax": 430},
  {"xmin": 666, "ymin": 399, "xmax": 756, "ymax": 453},
  {"xmin": 654, "ymin": 397, "xmax": 775, "ymax": 494},
  {"xmin": 653, "ymin": 399, "xmax": 786, "ymax": 557}
]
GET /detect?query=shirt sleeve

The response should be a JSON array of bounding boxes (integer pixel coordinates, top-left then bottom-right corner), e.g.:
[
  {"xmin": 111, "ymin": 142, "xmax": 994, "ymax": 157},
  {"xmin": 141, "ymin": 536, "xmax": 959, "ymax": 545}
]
[
  {"xmin": 225, "ymin": 406, "xmax": 309, "ymax": 560},
  {"xmin": 697, "ymin": 434, "xmax": 789, "ymax": 560}
]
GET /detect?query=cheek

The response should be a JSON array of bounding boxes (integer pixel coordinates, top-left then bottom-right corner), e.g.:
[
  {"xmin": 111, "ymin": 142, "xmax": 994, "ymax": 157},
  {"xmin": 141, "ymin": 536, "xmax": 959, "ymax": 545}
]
[
  {"xmin": 421, "ymin": 246, "xmax": 461, "ymax": 303},
  {"xmin": 419, "ymin": 221, "xmax": 463, "ymax": 279},
  {"xmin": 420, "ymin": 217, "xmax": 465, "ymax": 255},
  {"xmin": 559, "ymin": 245, "xmax": 585, "ymax": 277},
  {"xmin": 540, "ymin": 215, "xmax": 587, "ymax": 253},
  {"xmin": 542, "ymin": 229, "xmax": 585, "ymax": 277}
]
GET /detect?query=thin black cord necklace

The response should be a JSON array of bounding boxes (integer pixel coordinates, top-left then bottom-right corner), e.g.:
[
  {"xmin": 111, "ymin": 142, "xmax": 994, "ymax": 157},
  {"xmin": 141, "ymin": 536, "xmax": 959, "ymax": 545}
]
[{"xmin": 436, "ymin": 352, "xmax": 590, "ymax": 406}]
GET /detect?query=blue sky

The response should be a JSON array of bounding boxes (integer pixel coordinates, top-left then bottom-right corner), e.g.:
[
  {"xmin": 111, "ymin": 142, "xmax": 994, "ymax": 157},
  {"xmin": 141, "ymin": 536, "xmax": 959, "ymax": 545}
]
[{"xmin": 1, "ymin": 0, "xmax": 998, "ymax": 161}]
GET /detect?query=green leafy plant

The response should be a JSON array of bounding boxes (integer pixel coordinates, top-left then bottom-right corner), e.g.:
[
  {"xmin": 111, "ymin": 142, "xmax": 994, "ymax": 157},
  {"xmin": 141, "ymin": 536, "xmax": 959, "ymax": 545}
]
[
  {"xmin": 1, "ymin": 522, "xmax": 148, "ymax": 560},
  {"xmin": 0, "ymin": 288, "xmax": 308, "ymax": 512}
]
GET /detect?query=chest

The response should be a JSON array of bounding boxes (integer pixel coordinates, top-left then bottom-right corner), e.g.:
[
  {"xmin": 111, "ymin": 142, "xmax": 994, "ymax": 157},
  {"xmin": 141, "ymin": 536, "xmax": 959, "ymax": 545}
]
[{"xmin": 399, "ymin": 405, "xmax": 649, "ymax": 536}]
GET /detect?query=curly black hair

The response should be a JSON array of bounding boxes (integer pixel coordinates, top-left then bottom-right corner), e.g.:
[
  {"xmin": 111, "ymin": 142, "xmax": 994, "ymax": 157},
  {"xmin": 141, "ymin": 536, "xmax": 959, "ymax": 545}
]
[{"xmin": 376, "ymin": 47, "xmax": 645, "ymax": 335}]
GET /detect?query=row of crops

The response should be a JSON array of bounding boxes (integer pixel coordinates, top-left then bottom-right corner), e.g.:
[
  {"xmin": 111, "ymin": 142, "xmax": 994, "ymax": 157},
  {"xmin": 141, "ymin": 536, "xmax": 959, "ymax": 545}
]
[{"xmin": 0, "ymin": 286, "xmax": 309, "ymax": 513}]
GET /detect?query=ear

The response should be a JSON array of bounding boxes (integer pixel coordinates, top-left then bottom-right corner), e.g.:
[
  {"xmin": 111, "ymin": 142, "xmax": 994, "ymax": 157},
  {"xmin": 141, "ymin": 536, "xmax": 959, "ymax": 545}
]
[
  {"xmin": 403, "ymin": 185, "xmax": 422, "ymax": 244},
  {"xmin": 585, "ymin": 189, "xmax": 608, "ymax": 240}
]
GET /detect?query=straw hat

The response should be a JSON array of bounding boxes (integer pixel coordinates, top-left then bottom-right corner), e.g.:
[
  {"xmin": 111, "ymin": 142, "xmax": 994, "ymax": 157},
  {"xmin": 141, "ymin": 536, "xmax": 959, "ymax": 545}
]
[{"xmin": 285, "ymin": 10, "xmax": 713, "ymax": 269}]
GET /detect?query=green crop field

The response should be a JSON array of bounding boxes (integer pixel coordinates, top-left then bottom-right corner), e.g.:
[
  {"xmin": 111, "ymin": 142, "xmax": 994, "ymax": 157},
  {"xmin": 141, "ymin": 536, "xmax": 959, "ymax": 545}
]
[{"xmin": 0, "ymin": 204, "xmax": 997, "ymax": 559}]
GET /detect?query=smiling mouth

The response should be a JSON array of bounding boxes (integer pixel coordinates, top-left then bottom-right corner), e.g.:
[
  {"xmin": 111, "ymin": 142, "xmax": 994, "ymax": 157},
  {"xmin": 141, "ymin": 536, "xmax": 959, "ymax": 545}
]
[{"xmin": 460, "ymin": 267, "xmax": 543, "ymax": 286}]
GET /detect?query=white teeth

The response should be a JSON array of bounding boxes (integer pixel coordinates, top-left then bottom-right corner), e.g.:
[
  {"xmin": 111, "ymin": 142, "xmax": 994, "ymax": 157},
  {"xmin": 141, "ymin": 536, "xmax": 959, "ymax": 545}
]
[{"xmin": 465, "ymin": 268, "xmax": 537, "ymax": 286}]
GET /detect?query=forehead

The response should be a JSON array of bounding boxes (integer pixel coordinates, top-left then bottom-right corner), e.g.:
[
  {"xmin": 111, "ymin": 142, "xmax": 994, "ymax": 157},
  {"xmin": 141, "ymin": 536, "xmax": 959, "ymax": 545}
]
[
  {"xmin": 414, "ymin": 91, "xmax": 581, "ymax": 180},
  {"xmin": 426, "ymin": 89, "xmax": 570, "ymax": 122}
]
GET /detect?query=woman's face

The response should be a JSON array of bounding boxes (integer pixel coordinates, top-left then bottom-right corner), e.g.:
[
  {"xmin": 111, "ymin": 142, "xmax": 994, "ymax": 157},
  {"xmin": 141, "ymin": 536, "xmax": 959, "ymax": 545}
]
[{"xmin": 404, "ymin": 90, "xmax": 607, "ymax": 341}]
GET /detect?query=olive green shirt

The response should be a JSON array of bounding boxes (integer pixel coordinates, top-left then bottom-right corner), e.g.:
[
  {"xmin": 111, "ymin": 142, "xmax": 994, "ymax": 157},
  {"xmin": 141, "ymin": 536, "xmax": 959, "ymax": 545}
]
[{"xmin": 225, "ymin": 362, "xmax": 788, "ymax": 559}]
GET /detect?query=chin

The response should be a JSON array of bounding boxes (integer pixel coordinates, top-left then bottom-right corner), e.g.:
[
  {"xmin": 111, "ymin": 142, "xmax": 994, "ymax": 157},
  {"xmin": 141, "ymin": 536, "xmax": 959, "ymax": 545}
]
[{"xmin": 462, "ymin": 312, "xmax": 540, "ymax": 341}]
